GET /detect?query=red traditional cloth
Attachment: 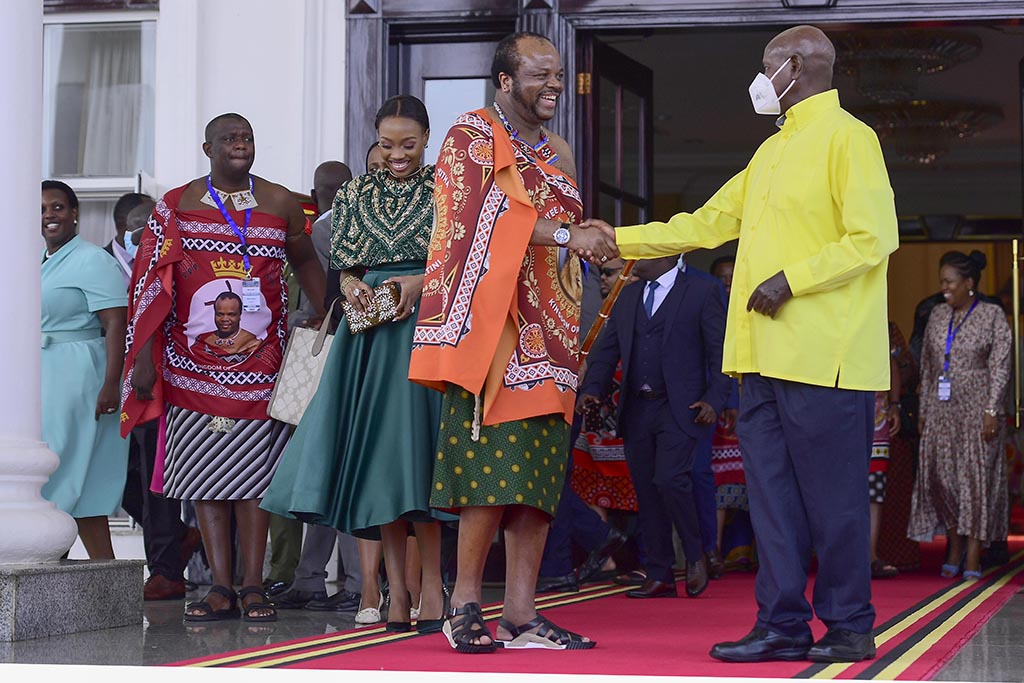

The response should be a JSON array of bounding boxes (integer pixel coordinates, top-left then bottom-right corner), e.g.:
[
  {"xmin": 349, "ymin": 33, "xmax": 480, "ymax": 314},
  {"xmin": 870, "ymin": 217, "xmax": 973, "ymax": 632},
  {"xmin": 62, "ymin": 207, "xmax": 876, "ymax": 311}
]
[
  {"xmin": 571, "ymin": 365, "xmax": 638, "ymax": 512},
  {"xmin": 711, "ymin": 413, "xmax": 745, "ymax": 487},
  {"xmin": 870, "ymin": 390, "xmax": 891, "ymax": 474},
  {"xmin": 120, "ymin": 184, "xmax": 289, "ymax": 436},
  {"xmin": 410, "ymin": 109, "xmax": 584, "ymax": 426}
]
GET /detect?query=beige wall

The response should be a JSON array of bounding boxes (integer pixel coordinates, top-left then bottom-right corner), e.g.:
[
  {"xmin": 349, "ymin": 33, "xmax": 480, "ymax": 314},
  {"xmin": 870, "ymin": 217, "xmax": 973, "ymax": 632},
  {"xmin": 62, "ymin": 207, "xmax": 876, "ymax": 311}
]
[{"xmin": 887, "ymin": 241, "xmax": 1012, "ymax": 339}]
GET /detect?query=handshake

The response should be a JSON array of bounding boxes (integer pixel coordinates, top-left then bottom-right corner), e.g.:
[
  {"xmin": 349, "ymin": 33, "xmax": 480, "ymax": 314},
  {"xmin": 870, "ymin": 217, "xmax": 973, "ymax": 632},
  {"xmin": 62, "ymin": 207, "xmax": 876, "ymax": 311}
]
[{"xmin": 565, "ymin": 218, "xmax": 619, "ymax": 265}]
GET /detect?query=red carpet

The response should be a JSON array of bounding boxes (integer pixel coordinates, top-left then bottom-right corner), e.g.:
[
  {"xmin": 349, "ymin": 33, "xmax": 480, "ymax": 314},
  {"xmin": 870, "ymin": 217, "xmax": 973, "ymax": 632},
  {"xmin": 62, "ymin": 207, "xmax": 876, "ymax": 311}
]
[{"xmin": 173, "ymin": 540, "xmax": 1023, "ymax": 679}]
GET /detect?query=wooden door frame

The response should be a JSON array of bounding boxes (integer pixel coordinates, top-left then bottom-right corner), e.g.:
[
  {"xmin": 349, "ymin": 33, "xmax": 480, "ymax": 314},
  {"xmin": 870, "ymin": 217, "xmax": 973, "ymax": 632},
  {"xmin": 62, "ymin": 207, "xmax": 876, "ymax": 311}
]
[
  {"xmin": 582, "ymin": 39, "xmax": 655, "ymax": 222},
  {"xmin": 346, "ymin": 0, "xmax": 1024, "ymax": 177}
]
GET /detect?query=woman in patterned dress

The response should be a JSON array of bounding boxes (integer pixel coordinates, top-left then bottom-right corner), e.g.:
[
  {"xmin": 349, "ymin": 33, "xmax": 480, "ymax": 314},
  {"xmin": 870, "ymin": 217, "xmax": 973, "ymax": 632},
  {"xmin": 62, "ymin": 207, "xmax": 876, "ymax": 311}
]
[
  {"xmin": 262, "ymin": 96, "xmax": 451, "ymax": 632},
  {"xmin": 909, "ymin": 250, "xmax": 1011, "ymax": 580}
]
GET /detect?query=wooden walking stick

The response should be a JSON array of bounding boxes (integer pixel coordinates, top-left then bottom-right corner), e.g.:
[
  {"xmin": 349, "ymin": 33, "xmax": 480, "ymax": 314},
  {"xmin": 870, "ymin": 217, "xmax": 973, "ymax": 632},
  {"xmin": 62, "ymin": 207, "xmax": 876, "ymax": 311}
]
[{"xmin": 580, "ymin": 259, "xmax": 636, "ymax": 359}]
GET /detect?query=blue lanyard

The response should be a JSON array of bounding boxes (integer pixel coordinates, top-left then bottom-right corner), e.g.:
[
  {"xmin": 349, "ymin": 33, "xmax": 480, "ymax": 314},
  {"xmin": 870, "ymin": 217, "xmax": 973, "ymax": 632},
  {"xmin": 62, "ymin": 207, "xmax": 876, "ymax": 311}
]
[
  {"xmin": 943, "ymin": 298, "xmax": 978, "ymax": 375},
  {"xmin": 206, "ymin": 175, "xmax": 253, "ymax": 275}
]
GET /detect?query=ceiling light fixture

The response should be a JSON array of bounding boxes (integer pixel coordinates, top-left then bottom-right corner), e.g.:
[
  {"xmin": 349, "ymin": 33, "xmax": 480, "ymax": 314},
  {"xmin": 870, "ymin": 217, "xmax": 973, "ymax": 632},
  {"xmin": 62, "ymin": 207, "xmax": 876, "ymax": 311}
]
[
  {"xmin": 834, "ymin": 29, "xmax": 982, "ymax": 103},
  {"xmin": 853, "ymin": 99, "xmax": 1003, "ymax": 165}
]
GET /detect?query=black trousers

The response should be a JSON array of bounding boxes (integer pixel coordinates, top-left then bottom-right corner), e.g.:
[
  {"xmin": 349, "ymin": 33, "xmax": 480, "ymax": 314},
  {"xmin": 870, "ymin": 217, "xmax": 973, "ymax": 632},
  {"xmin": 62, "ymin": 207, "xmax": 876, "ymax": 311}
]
[
  {"xmin": 737, "ymin": 374, "xmax": 875, "ymax": 637},
  {"xmin": 121, "ymin": 419, "xmax": 188, "ymax": 580},
  {"xmin": 621, "ymin": 397, "xmax": 702, "ymax": 583},
  {"xmin": 538, "ymin": 413, "xmax": 612, "ymax": 576}
]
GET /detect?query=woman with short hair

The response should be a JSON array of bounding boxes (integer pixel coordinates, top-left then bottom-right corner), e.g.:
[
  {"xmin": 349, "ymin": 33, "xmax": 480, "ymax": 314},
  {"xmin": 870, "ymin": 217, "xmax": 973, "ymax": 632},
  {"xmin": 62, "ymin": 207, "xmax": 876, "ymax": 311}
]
[{"xmin": 40, "ymin": 179, "xmax": 129, "ymax": 559}]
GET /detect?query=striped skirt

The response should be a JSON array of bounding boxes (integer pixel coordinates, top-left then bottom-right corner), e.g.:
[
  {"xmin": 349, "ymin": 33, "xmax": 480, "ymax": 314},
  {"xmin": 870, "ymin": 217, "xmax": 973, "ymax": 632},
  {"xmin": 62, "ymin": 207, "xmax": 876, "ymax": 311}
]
[{"xmin": 163, "ymin": 405, "xmax": 290, "ymax": 500}]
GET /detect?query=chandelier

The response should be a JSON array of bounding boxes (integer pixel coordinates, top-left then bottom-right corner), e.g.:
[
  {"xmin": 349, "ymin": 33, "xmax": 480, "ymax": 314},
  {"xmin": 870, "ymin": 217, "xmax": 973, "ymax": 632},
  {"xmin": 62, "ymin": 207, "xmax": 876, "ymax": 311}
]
[
  {"xmin": 834, "ymin": 29, "xmax": 981, "ymax": 103},
  {"xmin": 853, "ymin": 100, "xmax": 1003, "ymax": 165}
]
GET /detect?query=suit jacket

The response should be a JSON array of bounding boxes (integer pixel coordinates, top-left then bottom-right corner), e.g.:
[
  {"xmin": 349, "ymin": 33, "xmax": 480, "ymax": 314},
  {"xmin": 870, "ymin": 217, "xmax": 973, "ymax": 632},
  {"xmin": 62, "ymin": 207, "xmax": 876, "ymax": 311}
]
[{"xmin": 580, "ymin": 269, "xmax": 730, "ymax": 440}]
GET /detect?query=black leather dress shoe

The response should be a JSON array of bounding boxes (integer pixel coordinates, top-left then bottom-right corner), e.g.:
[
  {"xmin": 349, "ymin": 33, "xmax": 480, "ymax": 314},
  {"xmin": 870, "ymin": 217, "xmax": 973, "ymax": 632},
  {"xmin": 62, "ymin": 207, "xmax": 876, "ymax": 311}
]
[
  {"xmin": 710, "ymin": 628, "xmax": 813, "ymax": 663},
  {"xmin": 273, "ymin": 588, "xmax": 327, "ymax": 609},
  {"xmin": 685, "ymin": 557, "xmax": 709, "ymax": 598},
  {"xmin": 262, "ymin": 579, "xmax": 290, "ymax": 598},
  {"xmin": 578, "ymin": 528, "xmax": 629, "ymax": 584},
  {"xmin": 626, "ymin": 579, "xmax": 678, "ymax": 598},
  {"xmin": 535, "ymin": 571, "xmax": 580, "ymax": 594},
  {"xmin": 706, "ymin": 549, "xmax": 725, "ymax": 579},
  {"xmin": 807, "ymin": 629, "xmax": 876, "ymax": 663},
  {"xmin": 305, "ymin": 589, "xmax": 360, "ymax": 612}
]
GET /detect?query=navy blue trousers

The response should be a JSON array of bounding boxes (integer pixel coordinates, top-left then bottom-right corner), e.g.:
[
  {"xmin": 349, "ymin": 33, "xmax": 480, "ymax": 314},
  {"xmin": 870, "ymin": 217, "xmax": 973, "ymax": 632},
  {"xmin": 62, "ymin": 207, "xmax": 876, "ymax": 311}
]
[
  {"xmin": 539, "ymin": 417, "xmax": 612, "ymax": 577},
  {"xmin": 621, "ymin": 397, "xmax": 703, "ymax": 583},
  {"xmin": 737, "ymin": 374, "xmax": 875, "ymax": 637},
  {"xmin": 693, "ymin": 434, "xmax": 717, "ymax": 553}
]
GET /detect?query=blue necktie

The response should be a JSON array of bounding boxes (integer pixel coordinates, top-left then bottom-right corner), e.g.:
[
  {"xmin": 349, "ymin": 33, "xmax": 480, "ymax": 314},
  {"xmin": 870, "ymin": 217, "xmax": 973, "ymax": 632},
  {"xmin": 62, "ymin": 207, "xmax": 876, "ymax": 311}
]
[{"xmin": 644, "ymin": 281, "xmax": 659, "ymax": 319}]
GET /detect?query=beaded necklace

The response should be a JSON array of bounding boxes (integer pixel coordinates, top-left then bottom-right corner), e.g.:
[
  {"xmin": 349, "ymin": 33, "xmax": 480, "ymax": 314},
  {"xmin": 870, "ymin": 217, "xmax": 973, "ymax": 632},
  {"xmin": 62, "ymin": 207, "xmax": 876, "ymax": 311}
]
[
  {"xmin": 214, "ymin": 329, "xmax": 241, "ymax": 347},
  {"xmin": 492, "ymin": 101, "xmax": 560, "ymax": 164}
]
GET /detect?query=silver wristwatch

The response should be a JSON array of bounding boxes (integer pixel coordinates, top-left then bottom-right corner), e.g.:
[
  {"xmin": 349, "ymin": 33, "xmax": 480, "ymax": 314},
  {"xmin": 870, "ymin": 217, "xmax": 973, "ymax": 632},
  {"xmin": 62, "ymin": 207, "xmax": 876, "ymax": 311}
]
[{"xmin": 553, "ymin": 222, "xmax": 572, "ymax": 246}]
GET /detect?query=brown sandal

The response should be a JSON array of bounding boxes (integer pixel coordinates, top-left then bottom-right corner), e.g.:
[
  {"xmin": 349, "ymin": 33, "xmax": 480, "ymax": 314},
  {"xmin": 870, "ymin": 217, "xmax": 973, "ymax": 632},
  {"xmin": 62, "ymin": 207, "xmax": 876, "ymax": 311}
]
[
  {"xmin": 238, "ymin": 585, "xmax": 278, "ymax": 622},
  {"xmin": 183, "ymin": 584, "xmax": 239, "ymax": 622}
]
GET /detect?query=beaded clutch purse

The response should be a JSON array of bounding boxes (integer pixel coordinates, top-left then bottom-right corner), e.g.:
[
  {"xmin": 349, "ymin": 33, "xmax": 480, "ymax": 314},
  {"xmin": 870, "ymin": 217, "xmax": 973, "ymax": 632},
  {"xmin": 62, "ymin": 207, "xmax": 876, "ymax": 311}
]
[{"xmin": 341, "ymin": 281, "xmax": 402, "ymax": 334}]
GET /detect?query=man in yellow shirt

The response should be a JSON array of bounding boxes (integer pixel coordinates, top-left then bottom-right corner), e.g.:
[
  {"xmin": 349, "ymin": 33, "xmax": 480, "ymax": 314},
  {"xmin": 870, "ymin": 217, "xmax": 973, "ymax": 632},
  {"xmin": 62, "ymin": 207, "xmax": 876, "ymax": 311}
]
[{"xmin": 586, "ymin": 25, "xmax": 897, "ymax": 664}]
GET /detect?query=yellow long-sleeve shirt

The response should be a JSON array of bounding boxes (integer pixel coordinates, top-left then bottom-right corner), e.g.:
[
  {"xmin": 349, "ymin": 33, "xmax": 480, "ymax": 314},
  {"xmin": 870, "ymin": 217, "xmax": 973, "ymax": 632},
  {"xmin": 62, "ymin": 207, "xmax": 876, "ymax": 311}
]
[{"xmin": 616, "ymin": 90, "xmax": 898, "ymax": 391}]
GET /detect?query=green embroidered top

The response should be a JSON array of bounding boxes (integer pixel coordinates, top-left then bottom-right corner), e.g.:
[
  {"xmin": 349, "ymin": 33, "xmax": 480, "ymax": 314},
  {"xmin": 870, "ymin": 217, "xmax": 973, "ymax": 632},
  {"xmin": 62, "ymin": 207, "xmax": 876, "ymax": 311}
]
[{"xmin": 329, "ymin": 165, "xmax": 435, "ymax": 270}]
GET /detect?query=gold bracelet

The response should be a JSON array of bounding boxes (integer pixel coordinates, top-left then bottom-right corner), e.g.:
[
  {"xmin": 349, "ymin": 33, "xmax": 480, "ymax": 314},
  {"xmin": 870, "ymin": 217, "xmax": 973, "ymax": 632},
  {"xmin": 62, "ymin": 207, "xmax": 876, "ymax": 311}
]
[{"xmin": 340, "ymin": 274, "xmax": 359, "ymax": 291}]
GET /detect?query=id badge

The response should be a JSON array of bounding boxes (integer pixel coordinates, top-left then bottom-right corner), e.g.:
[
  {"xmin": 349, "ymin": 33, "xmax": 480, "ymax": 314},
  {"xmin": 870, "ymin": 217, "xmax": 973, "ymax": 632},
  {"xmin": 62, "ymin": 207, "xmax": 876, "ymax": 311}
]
[
  {"xmin": 241, "ymin": 277, "xmax": 262, "ymax": 313},
  {"xmin": 937, "ymin": 376, "xmax": 952, "ymax": 402}
]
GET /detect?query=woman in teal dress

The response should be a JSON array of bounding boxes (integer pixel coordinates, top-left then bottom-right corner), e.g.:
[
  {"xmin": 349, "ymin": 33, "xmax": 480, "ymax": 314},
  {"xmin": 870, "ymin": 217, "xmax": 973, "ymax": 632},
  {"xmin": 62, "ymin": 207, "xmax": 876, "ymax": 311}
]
[
  {"xmin": 262, "ymin": 96, "xmax": 449, "ymax": 632},
  {"xmin": 40, "ymin": 180, "xmax": 129, "ymax": 559}
]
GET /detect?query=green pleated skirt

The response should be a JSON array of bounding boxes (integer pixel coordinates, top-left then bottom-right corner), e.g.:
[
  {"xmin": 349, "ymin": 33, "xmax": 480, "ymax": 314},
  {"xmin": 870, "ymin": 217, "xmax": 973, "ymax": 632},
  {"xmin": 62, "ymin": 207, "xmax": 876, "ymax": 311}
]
[
  {"xmin": 261, "ymin": 262, "xmax": 453, "ymax": 538},
  {"xmin": 430, "ymin": 385, "xmax": 570, "ymax": 518}
]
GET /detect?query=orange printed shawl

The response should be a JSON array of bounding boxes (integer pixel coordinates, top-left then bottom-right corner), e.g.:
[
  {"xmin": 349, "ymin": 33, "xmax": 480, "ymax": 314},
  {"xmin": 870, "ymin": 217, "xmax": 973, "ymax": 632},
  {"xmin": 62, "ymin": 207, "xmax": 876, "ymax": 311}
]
[{"xmin": 409, "ymin": 109, "xmax": 583, "ymax": 426}]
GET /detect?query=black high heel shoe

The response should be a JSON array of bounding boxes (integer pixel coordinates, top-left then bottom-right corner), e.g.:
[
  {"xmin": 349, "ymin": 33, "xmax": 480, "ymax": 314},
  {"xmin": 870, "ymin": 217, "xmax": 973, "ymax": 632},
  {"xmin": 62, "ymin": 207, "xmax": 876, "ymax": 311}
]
[
  {"xmin": 415, "ymin": 586, "xmax": 448, "ymax": 634},
  {"xmin": 385, "ymin": 590, "xmax": 413, "ymax": 632}
]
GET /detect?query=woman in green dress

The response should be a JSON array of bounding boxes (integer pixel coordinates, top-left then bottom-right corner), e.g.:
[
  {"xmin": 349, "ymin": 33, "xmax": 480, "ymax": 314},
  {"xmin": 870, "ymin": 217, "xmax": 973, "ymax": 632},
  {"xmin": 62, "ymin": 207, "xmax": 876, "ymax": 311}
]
[{"xmin": 262, "ymin": 96, "xmax": 448, "ymax": 632}]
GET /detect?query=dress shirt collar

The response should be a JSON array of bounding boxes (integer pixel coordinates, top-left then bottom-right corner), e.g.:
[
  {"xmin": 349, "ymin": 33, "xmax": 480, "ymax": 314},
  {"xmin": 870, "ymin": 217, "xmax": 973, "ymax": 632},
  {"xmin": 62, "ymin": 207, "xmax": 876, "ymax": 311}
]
[
  {"xmin": 648, "ymin": 266, "xmax": 679, "ymax": 293},
  {"xmin": 780, "ymin": 89, "xmax": 840, "ymax": 132}
]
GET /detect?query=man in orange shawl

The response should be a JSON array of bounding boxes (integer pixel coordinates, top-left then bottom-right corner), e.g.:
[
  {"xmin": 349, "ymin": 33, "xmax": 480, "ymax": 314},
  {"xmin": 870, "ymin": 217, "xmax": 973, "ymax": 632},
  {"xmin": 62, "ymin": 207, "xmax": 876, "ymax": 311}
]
[{"xmin": 409, "ymin": 32, "xmax": 616, "ymax": 653}]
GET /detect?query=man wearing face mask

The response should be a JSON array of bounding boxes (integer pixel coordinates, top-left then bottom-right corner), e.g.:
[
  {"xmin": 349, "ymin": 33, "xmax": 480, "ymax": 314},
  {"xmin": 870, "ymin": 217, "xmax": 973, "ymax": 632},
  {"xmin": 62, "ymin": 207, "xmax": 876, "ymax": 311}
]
[
  {"xmin": 585, "ymin": 25, "xmax": 897, "ymax": 664},
  {"xmin": 105, "ymin": 192, "xmax": 153, "ymax": 288}
]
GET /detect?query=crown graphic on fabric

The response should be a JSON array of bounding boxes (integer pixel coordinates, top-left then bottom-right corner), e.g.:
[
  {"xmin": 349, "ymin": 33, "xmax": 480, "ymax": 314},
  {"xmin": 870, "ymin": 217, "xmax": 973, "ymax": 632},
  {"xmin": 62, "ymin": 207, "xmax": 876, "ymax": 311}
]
[{"xmin": 211, "ymin": 257, "xmax": 248, "ymax": 279}]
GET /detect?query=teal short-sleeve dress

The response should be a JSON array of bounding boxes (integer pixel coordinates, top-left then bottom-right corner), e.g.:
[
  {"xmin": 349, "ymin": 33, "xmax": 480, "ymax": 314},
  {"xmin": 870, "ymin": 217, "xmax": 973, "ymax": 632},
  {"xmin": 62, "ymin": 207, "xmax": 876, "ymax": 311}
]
[{"xmin": 41, "ymin": 236, "xmax": 129, "ymax": 517}]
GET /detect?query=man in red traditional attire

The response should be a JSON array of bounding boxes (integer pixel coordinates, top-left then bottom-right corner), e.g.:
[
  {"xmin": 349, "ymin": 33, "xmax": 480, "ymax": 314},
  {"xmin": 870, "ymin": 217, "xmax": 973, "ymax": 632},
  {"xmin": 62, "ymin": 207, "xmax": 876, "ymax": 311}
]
[{"xmin": 120, "ymin": 113, "xmax": 325, "ymax": 623}]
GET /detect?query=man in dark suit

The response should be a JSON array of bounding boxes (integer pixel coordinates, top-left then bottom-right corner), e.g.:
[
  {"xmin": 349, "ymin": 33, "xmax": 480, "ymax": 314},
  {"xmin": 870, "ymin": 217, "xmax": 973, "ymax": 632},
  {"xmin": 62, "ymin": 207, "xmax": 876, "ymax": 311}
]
[
  {"xmin": 578, "ymin": 254, "xmax": 730, "ymax": 598},
  {"xmin": 104, "ymin": 192, "xmax": 151, "ymax": 288}
]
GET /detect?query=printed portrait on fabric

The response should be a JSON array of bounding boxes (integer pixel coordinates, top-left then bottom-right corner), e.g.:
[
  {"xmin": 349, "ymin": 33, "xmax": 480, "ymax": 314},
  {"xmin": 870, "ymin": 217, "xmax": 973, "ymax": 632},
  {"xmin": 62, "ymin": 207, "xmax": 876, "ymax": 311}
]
[{"xmin": 185, "ymin": 278, "xmax": 271, "ymax": 364}]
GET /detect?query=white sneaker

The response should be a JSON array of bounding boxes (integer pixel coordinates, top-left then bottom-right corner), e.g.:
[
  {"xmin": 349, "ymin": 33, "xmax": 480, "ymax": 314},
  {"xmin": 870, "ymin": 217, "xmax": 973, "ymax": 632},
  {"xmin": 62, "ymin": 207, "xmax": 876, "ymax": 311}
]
[{"xmin": 354, "ymin": 593, "xmax": 383, "ymax": 625}]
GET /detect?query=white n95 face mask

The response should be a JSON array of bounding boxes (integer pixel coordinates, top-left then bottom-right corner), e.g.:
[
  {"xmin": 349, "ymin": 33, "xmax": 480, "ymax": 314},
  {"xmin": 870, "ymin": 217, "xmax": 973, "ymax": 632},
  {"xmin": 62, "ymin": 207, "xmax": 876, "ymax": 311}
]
[{"xmin": 748, "ymin": 60, "xmax": 796, "ymax": 116}]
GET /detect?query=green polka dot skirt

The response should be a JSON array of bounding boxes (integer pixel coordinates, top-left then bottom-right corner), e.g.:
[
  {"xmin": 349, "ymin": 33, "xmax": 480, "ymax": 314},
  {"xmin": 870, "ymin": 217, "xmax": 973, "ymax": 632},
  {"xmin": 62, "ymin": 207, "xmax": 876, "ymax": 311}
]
[{"xmin": 431, "ymin": 384, "xmax": 569, "ymax": 518}]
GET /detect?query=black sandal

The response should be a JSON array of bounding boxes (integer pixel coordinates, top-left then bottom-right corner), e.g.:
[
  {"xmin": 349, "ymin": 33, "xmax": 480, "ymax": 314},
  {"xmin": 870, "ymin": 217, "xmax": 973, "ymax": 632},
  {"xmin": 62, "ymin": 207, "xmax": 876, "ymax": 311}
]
[
  {"xmin": 238, "ymin": 585, "xmax": 278, "ymax": 623},
  {"xmin": 497, "ymin": 614, "xmax": 596, "ymax": 650},
  {"xmin": 442, "ymin": 602, "xmax": 497, "ymax": 654},
  {"xmin": 183, "ymin": 584, "xmax": 239, "ymax": 622}
]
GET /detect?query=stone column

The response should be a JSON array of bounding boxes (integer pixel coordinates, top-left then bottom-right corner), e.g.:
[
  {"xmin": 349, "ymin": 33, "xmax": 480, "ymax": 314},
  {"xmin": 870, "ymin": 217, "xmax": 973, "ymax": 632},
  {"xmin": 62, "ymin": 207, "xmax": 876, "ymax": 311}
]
[{"xmin": 0, "ymin": 0, "xmax": 78, "ymax": 565}]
